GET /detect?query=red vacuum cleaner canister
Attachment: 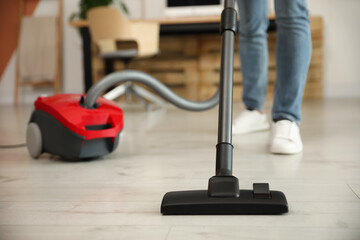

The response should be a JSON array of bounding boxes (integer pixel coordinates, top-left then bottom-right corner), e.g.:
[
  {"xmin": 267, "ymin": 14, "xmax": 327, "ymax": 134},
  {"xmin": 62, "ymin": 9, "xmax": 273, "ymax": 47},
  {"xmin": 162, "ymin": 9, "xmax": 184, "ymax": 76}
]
[{"xmin": 26, "ymin": 94, "xmax": 124, "ymax": 160}]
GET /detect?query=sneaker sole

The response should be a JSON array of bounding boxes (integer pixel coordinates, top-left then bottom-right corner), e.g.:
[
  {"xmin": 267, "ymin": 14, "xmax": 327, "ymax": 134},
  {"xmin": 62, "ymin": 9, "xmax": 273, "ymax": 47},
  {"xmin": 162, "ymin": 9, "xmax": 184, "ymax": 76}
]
[
  {"xmin": 270, "ymin": 146, "xmax": 303, "ymax": 155},
  {"xmin": 232, "ymin": 123, "xmax": 270, "ymax": 136}
]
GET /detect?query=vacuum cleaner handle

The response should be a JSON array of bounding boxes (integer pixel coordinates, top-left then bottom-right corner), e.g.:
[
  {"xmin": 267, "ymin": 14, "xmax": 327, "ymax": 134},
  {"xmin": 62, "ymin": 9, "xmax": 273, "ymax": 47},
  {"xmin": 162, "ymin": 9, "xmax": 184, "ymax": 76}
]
[{"xmin": 82, "ymin": 123, "xmax": 121, "ymax": 140}]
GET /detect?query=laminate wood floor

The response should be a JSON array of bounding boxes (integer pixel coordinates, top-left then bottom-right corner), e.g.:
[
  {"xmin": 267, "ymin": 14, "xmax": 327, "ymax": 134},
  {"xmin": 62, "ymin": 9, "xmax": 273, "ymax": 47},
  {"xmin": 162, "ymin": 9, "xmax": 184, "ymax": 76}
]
[{"xmin": 0, "ymin": 99, "xmax": 359, "ymax": 240}]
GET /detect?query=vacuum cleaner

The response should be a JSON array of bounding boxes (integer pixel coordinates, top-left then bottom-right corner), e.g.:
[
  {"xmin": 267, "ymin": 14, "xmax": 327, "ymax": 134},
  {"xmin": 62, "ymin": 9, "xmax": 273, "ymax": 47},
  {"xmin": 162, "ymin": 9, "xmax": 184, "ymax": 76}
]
[
  {"xmin": 26, "ymin": 94, "xmax": 124, "ymax": 159},
  {"xmin": 26, "ymin": 73, "xmax": 219, "ymax": 160},
  {"xmin": 26, "ymin": 0, "xmax": 288, "ymax": 215}
]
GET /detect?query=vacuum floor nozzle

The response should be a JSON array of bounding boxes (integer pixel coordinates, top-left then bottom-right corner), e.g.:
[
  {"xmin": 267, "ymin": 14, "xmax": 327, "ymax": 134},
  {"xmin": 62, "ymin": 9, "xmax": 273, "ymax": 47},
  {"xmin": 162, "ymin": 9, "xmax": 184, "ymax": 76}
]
[{"xmin": 161, "ymin": 184, "xmax": 288, "ymax": 215}]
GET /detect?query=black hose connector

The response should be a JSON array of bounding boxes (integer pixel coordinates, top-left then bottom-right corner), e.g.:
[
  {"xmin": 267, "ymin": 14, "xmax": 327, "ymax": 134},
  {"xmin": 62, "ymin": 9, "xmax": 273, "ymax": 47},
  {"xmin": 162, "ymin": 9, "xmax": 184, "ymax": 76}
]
[
  {"xmin": 215, "ymin": 142, "xmax": 234, "ymax": 176},
  {"xmin": 220, "ymin": 8, "xmax": 238, "ymax": 35}
]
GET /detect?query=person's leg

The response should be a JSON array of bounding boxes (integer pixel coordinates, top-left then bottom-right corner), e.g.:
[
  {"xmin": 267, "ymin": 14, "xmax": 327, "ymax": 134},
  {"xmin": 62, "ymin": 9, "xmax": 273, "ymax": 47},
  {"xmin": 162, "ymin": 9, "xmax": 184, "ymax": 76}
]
[
  {"xmin": 233, "ymin": 0, "xmax": 270, "ymax": 135},
  {"xmin": 270, "ymin": 0, "xmax": 311, "ymax": 154},
  {"xmin": 272, "ymin": 0, "xmax": 312, "ymax": 124},
  {"xmin": 237, "ymin": 0, "xmax": 269, "ymax": 111}
]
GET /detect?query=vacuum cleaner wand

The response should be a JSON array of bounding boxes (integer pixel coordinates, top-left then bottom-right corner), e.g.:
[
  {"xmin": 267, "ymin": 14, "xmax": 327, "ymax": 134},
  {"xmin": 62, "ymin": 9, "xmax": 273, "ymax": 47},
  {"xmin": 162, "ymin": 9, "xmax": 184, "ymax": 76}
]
[
  {"xmin": 161, "ymin": 0, "xmax": 289, "ymax": 215},
  {"xmin": 215, "ymin": 0, "xmax": 237, "ymax": 177}
]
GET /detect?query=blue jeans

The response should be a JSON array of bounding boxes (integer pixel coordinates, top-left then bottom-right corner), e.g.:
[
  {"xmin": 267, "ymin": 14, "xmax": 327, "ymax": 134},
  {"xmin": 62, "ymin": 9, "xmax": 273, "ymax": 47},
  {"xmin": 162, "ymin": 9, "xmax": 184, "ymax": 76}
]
[{"xmin": 237, "ymin": 0, "xmax": 312, "ymax": 124}]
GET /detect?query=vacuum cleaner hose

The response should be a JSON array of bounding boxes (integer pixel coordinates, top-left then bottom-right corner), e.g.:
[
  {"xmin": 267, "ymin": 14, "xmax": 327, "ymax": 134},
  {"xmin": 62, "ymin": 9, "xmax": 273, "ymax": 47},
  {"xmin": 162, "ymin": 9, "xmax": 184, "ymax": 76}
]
[{"xmin": 84, "ymin": 70, "xmax": 219, "ymax": 111}]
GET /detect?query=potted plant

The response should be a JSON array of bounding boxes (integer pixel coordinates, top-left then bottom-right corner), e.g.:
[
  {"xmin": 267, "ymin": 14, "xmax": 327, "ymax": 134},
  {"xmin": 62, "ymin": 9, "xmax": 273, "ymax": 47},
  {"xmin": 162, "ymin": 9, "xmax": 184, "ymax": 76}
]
[{"xmin": 70, "ymin": 0, "xmax": 129, "ymax": 20}]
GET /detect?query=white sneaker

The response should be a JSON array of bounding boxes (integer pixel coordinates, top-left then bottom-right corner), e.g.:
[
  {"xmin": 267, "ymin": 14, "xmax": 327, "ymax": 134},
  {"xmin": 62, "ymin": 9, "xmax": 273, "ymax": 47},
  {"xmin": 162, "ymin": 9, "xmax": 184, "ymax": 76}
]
[
  {"xmin": 232, "ymin": 110, "xmax": 270, "ymax": 135},
  {"xmin": 270, "ymin": 120, "xmax": 303, "ymax": 154}
]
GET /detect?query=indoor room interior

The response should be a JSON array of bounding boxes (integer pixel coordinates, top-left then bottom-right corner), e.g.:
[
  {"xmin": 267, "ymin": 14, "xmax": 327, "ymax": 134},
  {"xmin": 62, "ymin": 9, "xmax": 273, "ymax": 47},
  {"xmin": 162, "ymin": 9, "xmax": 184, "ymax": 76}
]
[{"xmin": 0, "ymin": 0, "xmax": 359, "ymax": 239}]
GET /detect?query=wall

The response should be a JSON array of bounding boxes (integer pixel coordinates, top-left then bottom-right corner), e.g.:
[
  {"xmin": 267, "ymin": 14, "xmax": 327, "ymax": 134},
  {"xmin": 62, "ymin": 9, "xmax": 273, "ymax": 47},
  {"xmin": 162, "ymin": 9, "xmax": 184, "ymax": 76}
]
[
  {"xmin": 62, "ymin": 0, "xmax": 84, "ymax": 95},
  {"xmin": 306, "ymin": 0, "xmax": 360, "ymax": 98},
  {"xmin": 1, "ymin": 0, "xmax": 359, "ymax": 105}
]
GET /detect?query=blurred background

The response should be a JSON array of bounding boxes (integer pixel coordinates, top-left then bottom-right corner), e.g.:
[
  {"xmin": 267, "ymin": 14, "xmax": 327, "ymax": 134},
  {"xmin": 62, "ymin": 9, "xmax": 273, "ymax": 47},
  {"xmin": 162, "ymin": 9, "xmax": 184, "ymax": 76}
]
[{"xmin": 0, "ymin": 0, "xmax": 359, "ymax": 105}]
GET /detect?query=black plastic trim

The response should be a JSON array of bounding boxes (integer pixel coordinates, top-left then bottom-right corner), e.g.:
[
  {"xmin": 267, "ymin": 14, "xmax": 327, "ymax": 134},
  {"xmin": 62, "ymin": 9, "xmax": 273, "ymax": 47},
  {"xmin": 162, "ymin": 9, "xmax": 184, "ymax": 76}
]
[
  {"xmin": 161, "ymin": 190, "xmax": 288, "ymax": 215},
  {"xmin": 220, "ymin": 8, "xmax": 237, "ymax": 34},
  {"xmin": 208, "ymin": 175, "xmax": 240, "ymax": 197},
  {"xmin": 215, "ymin": 142, "xmax": 233, "ymax": 176}
]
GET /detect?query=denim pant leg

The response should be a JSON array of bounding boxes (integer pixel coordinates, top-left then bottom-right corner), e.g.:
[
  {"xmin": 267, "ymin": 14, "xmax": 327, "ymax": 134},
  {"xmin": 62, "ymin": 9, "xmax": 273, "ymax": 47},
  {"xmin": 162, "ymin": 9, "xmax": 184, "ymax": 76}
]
[
  {"xmin": 237, "ymin": 0, "xmax": 269, "ymax": 111},
  {"xmin": 272, "ymin": 0, "xmax": 312, "ymax": 124}
]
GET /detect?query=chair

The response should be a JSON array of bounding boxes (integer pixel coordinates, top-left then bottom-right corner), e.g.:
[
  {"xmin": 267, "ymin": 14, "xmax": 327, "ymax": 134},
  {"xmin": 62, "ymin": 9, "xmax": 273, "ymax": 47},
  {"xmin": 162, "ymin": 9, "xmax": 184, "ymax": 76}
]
[
  {"xmin": 87, "ymin": 6, "xmax": 165, "ymax": 108},
  {"xmin": 15, "ymin": 0, "xmax": 62, "ymax": 105}
]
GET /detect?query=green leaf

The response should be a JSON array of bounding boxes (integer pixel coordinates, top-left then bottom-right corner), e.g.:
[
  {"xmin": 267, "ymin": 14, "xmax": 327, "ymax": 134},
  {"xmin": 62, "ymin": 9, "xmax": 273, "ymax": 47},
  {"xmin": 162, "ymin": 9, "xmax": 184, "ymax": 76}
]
[
  {"xmin": 120, "ymin": 2, "xmax": 129, "ymax": 15},
  {"xmin": 72, "ymin": 0, "xmax": 129, "ymax": 20}
]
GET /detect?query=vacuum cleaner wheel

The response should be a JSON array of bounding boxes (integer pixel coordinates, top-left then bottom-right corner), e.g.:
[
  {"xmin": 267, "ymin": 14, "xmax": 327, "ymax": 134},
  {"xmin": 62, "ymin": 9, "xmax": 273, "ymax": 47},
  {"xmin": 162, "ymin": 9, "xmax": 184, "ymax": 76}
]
[{"xmin": 26, "ymin": 122, "xmax": 42, "ymax": 158}]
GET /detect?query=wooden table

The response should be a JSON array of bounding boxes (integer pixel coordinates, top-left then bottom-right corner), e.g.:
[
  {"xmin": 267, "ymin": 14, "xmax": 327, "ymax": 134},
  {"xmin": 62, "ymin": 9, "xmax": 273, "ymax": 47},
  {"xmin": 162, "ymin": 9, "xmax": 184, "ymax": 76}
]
[
  {"xmin": 69, "ymin": 15, "xmax": 276, "ymax": 93},
  {"xmin": 70, "ymin": 16, "xmax": 224, "ymax": 92}
]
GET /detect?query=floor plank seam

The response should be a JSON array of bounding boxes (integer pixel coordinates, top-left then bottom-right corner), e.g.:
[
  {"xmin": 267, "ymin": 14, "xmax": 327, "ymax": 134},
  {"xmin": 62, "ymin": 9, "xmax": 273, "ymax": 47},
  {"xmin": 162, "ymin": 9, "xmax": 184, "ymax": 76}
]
[
  {"xmin": 347, "ymin": 184, "xmax": 360, "ymax": 200},
  {"xmin": 164, "ymin": 226, "xmax": 173, "ymax": 240}
]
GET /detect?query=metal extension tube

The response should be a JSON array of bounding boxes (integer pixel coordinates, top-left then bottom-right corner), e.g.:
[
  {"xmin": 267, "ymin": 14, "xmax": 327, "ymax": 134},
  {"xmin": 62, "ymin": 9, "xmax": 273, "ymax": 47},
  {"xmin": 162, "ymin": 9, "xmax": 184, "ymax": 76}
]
[{"xmin": 215, "ymin": 0, "xmax": 237, "ymax": 176}]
